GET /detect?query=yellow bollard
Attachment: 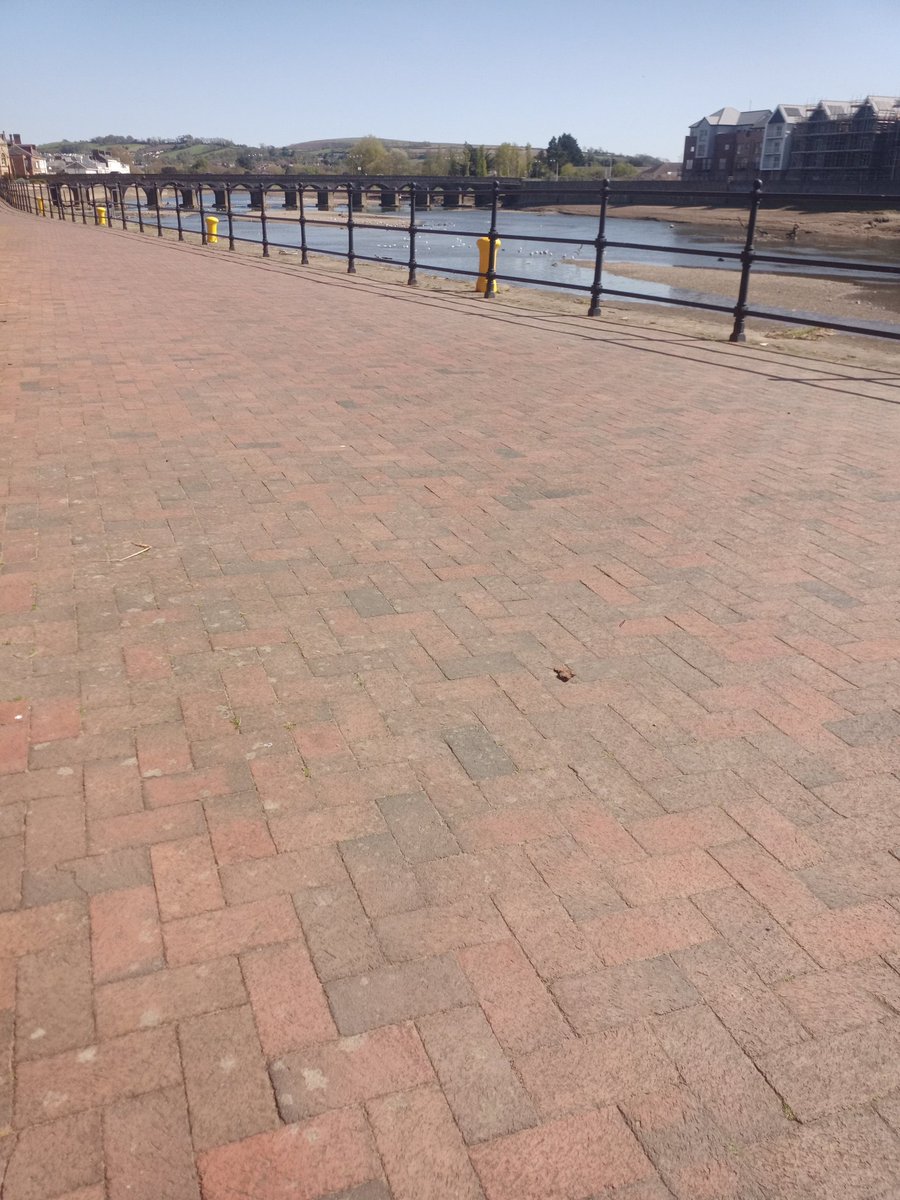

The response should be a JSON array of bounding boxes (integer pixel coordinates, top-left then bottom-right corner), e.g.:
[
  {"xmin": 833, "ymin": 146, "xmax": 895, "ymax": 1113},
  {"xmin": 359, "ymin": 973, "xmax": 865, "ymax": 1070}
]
[
  {"xmin": 97, "ymin": 206, "xmax": 107, "ymax": 226},
  {"xmin": 205, "ymin": 215, "xmax": 219, "ymax": 245},
  {"xmin": 37, "ymin": 197, "xmax": 45, "ymax": 215},
  {"xmin": 476, "ymin": 235, "xmax": 501, "ymax": 294}
]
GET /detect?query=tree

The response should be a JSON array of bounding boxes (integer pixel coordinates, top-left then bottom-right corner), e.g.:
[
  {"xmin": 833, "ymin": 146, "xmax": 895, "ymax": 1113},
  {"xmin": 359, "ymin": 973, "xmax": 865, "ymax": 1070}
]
[
  {"xmin": 546, "ymin": 132, "xmax": 585, "ymax": 174},
  {"xmin": 493, "ymin": 143, "xmax": 521, "ymax": 177},
  {"xmin": 346, "ymin": 136, "xmax": 388, "ymax": 173}
]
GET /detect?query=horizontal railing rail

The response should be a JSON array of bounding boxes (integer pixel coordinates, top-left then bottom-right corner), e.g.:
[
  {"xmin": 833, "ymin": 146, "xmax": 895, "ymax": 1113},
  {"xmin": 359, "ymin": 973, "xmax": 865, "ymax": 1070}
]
[{"xmin": 2, "ymin": 175, "xmax": 898, "ymax": 344}]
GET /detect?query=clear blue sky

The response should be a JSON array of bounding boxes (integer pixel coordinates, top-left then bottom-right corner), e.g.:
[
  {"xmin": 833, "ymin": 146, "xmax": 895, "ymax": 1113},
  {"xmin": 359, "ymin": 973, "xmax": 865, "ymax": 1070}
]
[{"xmin": 5, "ymin": 0, "xmax": 900, "ymax": 159}]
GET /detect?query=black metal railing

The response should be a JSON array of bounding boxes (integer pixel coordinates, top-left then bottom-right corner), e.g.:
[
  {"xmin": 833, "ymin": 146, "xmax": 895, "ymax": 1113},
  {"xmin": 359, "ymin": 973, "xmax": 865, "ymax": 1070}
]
[{"xmin": 2, "ymin": 174, "xmax": 899, "ymax": 344}]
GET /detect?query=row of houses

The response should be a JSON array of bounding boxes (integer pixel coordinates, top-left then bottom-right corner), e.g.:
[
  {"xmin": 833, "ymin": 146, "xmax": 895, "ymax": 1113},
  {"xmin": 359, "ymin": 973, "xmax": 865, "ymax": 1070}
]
[
  {"xmin": 683, "ymin": 96, "xmax": 900, "ymax": 186},
  {"xmin": 0, "ymin": 133, "xmax": 131, "ymax": 178}
]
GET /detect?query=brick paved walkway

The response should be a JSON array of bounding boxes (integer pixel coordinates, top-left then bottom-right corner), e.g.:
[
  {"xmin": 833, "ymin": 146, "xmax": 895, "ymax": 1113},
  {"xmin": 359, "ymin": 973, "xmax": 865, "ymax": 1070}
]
[{"xmin": 2, "ymin": 205, "xmax": 900, "ymax": 1200}]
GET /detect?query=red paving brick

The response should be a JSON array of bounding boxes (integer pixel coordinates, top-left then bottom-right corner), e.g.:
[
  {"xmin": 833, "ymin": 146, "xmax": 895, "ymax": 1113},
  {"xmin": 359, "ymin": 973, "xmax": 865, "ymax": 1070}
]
[{"xmin": 2, "ymin": 202, "xmax": 900, "ymax": 1197}]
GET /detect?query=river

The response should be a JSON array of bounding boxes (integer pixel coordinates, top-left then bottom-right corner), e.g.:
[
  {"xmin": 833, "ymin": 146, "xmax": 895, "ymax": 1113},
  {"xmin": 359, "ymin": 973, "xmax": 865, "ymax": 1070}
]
[{"xmin": 132, "ymin": 196, "xmax": 896, "ymax": 312}]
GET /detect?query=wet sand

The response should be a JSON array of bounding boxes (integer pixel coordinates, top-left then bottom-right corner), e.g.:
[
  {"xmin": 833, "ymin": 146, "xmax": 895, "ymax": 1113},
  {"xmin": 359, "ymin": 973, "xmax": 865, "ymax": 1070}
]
[
  {"xmin": 564, "ymin": 259, "xmax": 900, "ymax": 324},
  {"xmin": 541, "ymin": 203, "xmax": 900, "ymax": 247}
]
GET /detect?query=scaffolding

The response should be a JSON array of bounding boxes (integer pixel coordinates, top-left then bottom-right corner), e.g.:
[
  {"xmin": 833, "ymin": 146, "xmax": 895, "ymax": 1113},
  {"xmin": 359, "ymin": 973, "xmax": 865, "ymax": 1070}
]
[{"xmin": 786, "ymin": 97, "xmax": 900, "ymax": 183}]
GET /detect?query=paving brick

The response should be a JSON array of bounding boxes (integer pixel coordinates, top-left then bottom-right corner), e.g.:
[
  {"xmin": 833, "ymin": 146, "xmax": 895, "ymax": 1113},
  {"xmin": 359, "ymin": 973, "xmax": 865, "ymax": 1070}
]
[
  {"xmin": 143, "ymin": 765, "xmax": 233, "ymax": 809},
  {"xmin": 516, "ymin": 1023, "xmax": 678, "ymax": 1117},
  {"xmin": 694, "ymin": 886, "xmax": 817, "ymax": 983},
  {"xmin": 65, "ymin": 846, "xmax": 148, "ymax": 900},
  {"xmin": 825, "ymin": 709, "xmax": 900, "ymax": 746},
  {"xmin": 294, "ymin": 883, "xmax": 383, "ymax": 981},
  {"xmin": 374, "ymin": 898, "xmax": 508, "ymax": 962},
  {"xmin": 164, "ymin": 895, "xmax": 300, "ymax": 965},
  {"xmin": 606, "ymin": 849, "xmax": 731, "ymax": 905},
  {"xmin": 556, "ymin": 798, "xmax": 645, "ymax": 863},
  {"xmin": 673, "ymin": 939, "xmax": 808, "ymax": 1056},
  {"xmin": 621, "ymin": 1085, "xmax": 749, "ymax": 1200},
  {"xmin": 444, "ymin": 724, "xmax": 516, "ymax": 780},
  {"xmin": 198, "ymin": 1108, "xmax": 382, "ymax": 1200},
  {"xmin": 525, "ymin": 834, "xmax": 624, "ymax": 919},
  {"xmin": 368, "ymin": 1084, "xmax": 484, "ymax": 1200},
  {"xmin": 90, "ymin": 885, "xmax": 163, "ymax": 983},
  {"xmin": 552, "ymin": 956, "xmax": 698, "ymax": 1034},
  {"xmin": 84, "ymin": 758, "xmax": 142, "ymax": 819},
  {"xmin": 458, "ymin": 939, "xmax": 572, "ymax": 1055},
  {"xmin": 151, "ymin": 835, "xmax": 224, "ymax": 921},
  {"xmin": 16, "ymin": 937, "xmax": 94, "ymax": 1060},
  {"xmin": 25, "ymin": 795, "xmax": 86, "ymax": 868},
  {"xmin": 89, "ymin": 802, "xmax": 206, "ymax": 854},
  {"xmin": 219, "ymin": 846, "xmax": 345, "ymax": 903},
  {"xmin": 789, "ymin": 900, "xmax": 900, "ymax": 967},
  {"xmin": 581, "ymin": 898, "xmax": 716, "ymax": 965},
  {"xmin": 136, "ymin": 723, "xmax": 192, "ymax": 778},
  {"xmin": 757, "ymin": 1019, "xmax": 900, "ymax": 1121},
  {"xmin": 494, "ymin": 887, "xmax": 597, "ymax": 979},
  {"xmin": 629, "ymin": 806, "xmax": 743, "ymax": 856},
  {"xmin": 711, "ymin": 839, "xmax": 827, "ymax": 926},
  {"xmin": 814, "ymin": 774, "xmax": 900, "ymax": 818},
  {"xmin": 0, "ymin": 723, "xmax": 29, "ymax": 775},
  {"xmin": 418, "ymin": 1005, "xmax": 537, "ymax": 1143},
  {"xmin": 104, "ymin": 1085, "xmax": 200, "ymax": 1200},
  {"xmin": 723, "ymin": 797, "xmax": 824, "ymax": 870},
  {"xmin": 0, "ymin": 899, "xmax": 87, "ymax": 958},
  {"xmin": 376, "ymin": 792, "xmax": 460, "ymax": 862},
  {"xmin": 30, "ymin": 698, "xmax": 81, "ymax": 744},
  {"xmin": 470, "ymin": 1108, "xmax": 656, "ymax": 1200},
  {"xmin": 744, "ymin": 1109, "xmax": 900, "ymax": 1200},
  {"xmin": 776, "ymin": 958, "xmax": 900, "ymax": 1037},
  {"xmin": 270, "ymin": 802, "xmax": 385, "ymax": 851},
  {"xmin": 15, "ymin": 1027, "xmax": 181, "ymax": 1125},
  {"xmin": 270, "ymin": 1022, "xmax": 433, "ymax": 1120},
  {"xmin": 326, "ymin": 954, "xmax": 473, "ymax": 1034},
  {"xmin": 652, "ymin": 1006, "xmax": 788, "ymax": 1143},
  {"xmin": 3, "ymin": 1111, "xmax": 103, "ymax": 1200},
  {"xmin": 96, "ymin": 957, "xmax": 247, "ymax": 1037},
  {"xmin": 8, "ymin": 183, "xmax": 900, "ymax": 1200},
  {"xmin": 340, "ymin": 831, "xmax": 423, "ymax": 917},
  {"xmin": 179, "ymin": 1005, "xmax": 278, "ymax": 1149},
  {"xmin": 241, "ymin": 940, "xmax": 335, "ymax": 1055}
]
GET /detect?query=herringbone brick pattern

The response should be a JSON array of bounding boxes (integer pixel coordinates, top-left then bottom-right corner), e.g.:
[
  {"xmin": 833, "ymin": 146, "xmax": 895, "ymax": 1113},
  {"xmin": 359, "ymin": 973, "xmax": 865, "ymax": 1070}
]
[{"xmin": 2, "ymin": 205, "xmax": 900, "ymax": 1199}]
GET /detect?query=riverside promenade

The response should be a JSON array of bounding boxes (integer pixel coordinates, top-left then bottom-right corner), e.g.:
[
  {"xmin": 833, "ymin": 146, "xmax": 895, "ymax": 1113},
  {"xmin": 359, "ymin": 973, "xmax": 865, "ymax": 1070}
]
[{"xmin": 2, "ymin": 203, "xmax": 900, "ymax": 1200}]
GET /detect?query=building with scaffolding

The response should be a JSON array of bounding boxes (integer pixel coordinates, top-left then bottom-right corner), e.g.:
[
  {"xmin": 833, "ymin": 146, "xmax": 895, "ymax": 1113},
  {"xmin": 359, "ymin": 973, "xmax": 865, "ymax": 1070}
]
[
  {"xmin": 683, "ymin": 96, "xmax": 900, "ymax": 188},
  {"xmin": 783, "ymin": 97, "xmax": 900, "ymax": 186}
]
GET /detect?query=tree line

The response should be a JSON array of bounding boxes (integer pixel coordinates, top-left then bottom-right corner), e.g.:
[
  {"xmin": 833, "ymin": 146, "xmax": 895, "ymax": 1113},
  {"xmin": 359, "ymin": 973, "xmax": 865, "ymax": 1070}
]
[{"xmin": 40, "ymin": 132, "xmax": 660, "ymax": 178}]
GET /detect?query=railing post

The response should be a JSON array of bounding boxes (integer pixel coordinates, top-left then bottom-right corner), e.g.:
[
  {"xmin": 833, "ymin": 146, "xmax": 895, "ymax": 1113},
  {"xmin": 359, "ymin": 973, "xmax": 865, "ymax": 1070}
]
[
  {"xmin": 102, "ymin": 182, "xmax": 111, "ymax": 228},
  {"xmin": 90, "ymin": 182, "xmax": 98, "ymax": 224},
  {"xmin": 482, "ymin": 179, "xmax": 500, "ymax": 300},
  {"xmin": 79, "ymin": 182, "xmax": 88, "ymax": 224},
  {"xmin": 119, "ymin": 184, "xmax": 128, "ymax": 230},
  {"xmin": 298, "ymin": 184, "xmax": 309, "ymax": 264},
  {"xmin": 68, "ymin": 183, "xmax": 76, "ymax": 222},
  {"xmin": 226, "ymin": 185, "xmax": 235, "ymax": 251},
  {"xmin": 175, "ymin": 183, "xmax": 184, "ymax": 241},
  {"xmin": 407, "ymin": 182, "xmax": 418, "ymax": 286},
  {"xmin": 134, "ymin": 181, "xmax": 144, "ymax": 232},
  {"xmin": 730, "ymin": 178, "xmax": 762, "ymax": 343},
  {"xmin": 588, "ymin": 178, "xmax": 610, "ymax": 317},
  {"xmin": 198, "ymin": 182, "xmax": 207, "ymax": 245},
  {"xmin": 260, "ymin": 185, "xmax": 269, "ymax": 257},
  {"xmin": 346, "ymin": 184, "xmax": 356, "ymax": 273},
  {"xmin": 42, "ymin": 182, "xmax": 51, "ymax": 218},
  {"xmin": 154, "ymin": 185, "xmax": 163, "ymax": 237}
]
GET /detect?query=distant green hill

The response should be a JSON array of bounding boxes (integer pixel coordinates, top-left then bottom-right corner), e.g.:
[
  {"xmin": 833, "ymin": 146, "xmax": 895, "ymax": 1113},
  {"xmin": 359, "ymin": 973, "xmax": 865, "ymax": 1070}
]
[{"xmin": 37, "ymin": 134, "xmax": 659, "ymax": 178}]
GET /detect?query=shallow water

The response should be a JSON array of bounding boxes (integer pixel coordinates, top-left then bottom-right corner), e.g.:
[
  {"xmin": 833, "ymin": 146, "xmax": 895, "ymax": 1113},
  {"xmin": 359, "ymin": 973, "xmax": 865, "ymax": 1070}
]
[{"xmin": 128, "ymin": 196, "xmax": 899, "ymax": 317}]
